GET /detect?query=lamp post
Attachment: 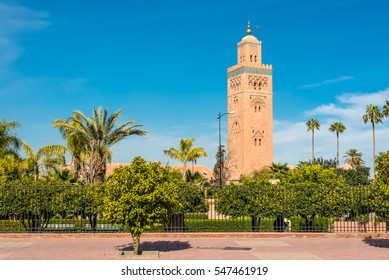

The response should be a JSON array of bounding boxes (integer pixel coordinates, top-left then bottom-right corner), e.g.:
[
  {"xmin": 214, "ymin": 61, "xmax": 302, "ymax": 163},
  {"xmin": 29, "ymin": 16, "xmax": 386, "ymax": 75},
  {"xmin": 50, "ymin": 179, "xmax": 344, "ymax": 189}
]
[{"xmin": 217, "ymin": 111, "xmax": 235, "ymax": 187}]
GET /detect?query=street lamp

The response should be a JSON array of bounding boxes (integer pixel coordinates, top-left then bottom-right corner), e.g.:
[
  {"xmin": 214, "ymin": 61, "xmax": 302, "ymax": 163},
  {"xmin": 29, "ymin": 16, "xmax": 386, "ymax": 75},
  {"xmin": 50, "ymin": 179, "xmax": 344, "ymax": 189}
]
[{"xmin": 217, "ymin": 111, "xmax": 235, "ymax": 187}]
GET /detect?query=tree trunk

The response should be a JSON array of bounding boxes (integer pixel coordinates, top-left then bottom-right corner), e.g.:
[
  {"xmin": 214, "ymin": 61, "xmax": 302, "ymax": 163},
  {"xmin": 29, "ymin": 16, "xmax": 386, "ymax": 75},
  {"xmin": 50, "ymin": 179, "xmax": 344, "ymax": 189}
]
[
  {"xmin": 132, "ymin": 234, "xmax": 141, "ymax": 255},
  {"xmin": 336, "ymin": 132, "xmax": 339, "ymax": 168},
  {"xmin": 304, "ymin": 214, "xmax": 315, "ymax": 232},
  {"xmin": 251, "ymin": 216, "xmax": 261, "ymax": 232},
  {"xmin": 372, "ymin": 122, "xmax": 376, "ymax": 176},
  {"xmin": 88, "ymin": 214, "xmax": 98, "ymax": 231},
  {"xmin": 273, "ymin": 215, "xmax": 287, "ymax": 232},
  {"xmin": 312, "ymin": 130, "xmax": 315, "ymax": 163}
]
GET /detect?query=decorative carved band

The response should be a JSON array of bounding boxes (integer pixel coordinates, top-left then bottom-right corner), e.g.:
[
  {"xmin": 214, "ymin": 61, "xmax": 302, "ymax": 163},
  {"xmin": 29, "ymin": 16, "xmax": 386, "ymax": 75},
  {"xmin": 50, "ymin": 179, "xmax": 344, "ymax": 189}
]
[
  {"xmin": 228, "ymin": 66, "xmax": 272, "ymax": 78},
  {"xmin": 229, "ymin": 76, "xmax": 242, "ymax": 91}
]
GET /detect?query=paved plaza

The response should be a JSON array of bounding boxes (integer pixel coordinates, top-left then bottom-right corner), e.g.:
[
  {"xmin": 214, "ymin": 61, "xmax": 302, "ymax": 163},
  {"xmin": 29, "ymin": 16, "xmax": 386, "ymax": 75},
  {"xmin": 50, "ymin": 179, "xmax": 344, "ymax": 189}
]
[{"xmin": 0, "ymin": 233, "xmax": 388, "ymax": 260}]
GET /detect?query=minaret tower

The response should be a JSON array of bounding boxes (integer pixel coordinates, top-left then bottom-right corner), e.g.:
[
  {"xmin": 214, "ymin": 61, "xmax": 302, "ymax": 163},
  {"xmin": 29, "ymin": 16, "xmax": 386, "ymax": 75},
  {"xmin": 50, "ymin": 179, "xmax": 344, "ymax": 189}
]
[{"xmin": 227, "ymin": 21, "xmax": 273, "ymax": 180}]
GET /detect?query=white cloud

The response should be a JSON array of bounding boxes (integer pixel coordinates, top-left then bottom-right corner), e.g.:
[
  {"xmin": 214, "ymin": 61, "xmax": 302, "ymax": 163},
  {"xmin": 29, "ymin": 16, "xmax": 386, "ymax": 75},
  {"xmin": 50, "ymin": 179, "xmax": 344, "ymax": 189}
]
[
  {"xmin": 0, "ymin": 2, "xmax": 49, "ymax": 76},
  {"xmin": 0, "ymin": 3, "xmax": 50, "ymax": 36},
  {"xmin": 298, "ymin": 76, "xmax": 354, "ymax": 89},
  {"xmin": 112, "ymin": 88, "xmax": 389, "ymax": 173},
  {"xmin": 275, "ymin": 89, "xmax": 389, "ymax": 173}
]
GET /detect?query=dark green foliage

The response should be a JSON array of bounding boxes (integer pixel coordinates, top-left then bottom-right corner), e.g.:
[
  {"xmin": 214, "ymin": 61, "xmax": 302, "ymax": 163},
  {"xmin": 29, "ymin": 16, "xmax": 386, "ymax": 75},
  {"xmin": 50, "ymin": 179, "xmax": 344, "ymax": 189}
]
[
  {"xmin": 0, "ymin": 120, "xmax": 21, "ymax": 158},
  {"xmin": 72, "ymin": 183, "xmax": 105, "ymax": 230},
  {"xmin": 289, "ymin": 216, "xmax": 331, "ymax": 232},
  {"xmin": 298, "ymin": 157, "xmax": 336, "ymax": 169},
  {"xmin": 216, "ymin": 183, "xmax": 286, "ymax": 231},
  {"xmin": 176, "ymin": 184, "xmax": 208, "ymax": 214},
  {"xmin": 212, "ymin": 145, "xmax": 229, "ymax": 188},
  {"xmin": 49, "ymin": 168, "xmax": 78, "ymax": 184},
  {"xmin": 335, "ymin": 166, "xmax": 371, "ymax": 186},
  {"xmin": 0, "ymin": 179, "xmax": 75, "ymax": 231}
]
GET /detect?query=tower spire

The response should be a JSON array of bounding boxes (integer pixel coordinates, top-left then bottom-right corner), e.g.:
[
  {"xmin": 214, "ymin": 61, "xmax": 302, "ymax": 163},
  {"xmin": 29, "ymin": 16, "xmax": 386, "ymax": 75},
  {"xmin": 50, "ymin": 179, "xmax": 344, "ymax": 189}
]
[{"xmin": 246, "ymin": 21, "xmax": 252, "ymax": 35}]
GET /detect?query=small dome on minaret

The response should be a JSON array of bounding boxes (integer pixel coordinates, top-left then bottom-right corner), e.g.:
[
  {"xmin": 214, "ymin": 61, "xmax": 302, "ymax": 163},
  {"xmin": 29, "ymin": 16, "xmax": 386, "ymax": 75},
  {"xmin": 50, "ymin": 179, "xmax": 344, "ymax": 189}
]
[{"xmin": 241, "ymin": 21, "xmax": 260, "ymax": 43}]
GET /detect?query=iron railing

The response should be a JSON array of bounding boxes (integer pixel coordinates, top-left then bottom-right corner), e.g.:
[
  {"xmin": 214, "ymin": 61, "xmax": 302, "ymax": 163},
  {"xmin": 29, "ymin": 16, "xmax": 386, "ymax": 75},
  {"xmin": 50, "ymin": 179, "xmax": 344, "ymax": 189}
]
[{"xmin": 0, "ymin": 184, "xmax": 388, "ymax": 233}]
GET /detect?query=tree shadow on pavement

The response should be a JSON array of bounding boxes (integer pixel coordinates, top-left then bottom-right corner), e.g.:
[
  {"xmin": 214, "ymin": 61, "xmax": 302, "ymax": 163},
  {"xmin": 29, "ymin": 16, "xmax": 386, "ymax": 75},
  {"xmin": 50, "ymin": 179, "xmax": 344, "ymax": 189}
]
[
  {"xmin": 362, "ymin": 238, "xmax": 389, "ymax": 249},
  {"xmin": 115, "ymin": 241, "xmax": 191, "ymax": 253}
]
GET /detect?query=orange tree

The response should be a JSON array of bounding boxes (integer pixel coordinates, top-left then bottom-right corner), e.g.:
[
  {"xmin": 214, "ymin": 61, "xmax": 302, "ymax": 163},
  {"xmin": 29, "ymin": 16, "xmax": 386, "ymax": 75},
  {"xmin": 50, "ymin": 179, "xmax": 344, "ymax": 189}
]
[
  {"xmin": 0, "ymin": 178, "xmax": 72, "ymax": 232},
  {"xmin": 103, "ymin": 157, "xmax": 179, "ymax": 255},
  {"xmin": 370, "ymin": 151, "xmax": 389, "ymax": 221},
  {"xmin": 216, "ymin": 181, "xmax": 287, "ymax": 232},
  {"xmin": 286, "ymin": 164, "xmax": 350, "ymax": 231}
]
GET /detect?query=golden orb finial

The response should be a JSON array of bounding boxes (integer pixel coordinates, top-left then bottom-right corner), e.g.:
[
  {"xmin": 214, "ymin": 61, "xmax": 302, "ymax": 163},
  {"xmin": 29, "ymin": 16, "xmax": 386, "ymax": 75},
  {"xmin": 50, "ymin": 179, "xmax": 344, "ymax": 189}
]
[{"xmin": 246, "ymin": 21, "xmax": 252, "ymax": 35}]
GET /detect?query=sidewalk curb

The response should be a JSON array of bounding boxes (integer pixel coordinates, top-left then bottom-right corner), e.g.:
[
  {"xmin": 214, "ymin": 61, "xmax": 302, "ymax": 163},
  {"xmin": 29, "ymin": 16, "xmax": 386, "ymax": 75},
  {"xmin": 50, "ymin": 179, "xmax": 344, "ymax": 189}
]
[{"xmin": 1, "ymin": 232, "xmax": 388, "ymax": 239}]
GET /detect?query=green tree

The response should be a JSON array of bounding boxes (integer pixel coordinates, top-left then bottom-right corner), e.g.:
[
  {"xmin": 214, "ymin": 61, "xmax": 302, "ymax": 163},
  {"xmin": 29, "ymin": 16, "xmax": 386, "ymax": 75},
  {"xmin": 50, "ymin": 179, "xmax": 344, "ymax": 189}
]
[
  {"xmin": 0, "ymin": 178, "xmax": 72, "ymax": 231},
  {"xmin": 0, "ymin": 156, "xmax": 30, "ymax": 182},
  {"xmin": 53, "ymin": 106, "xmax": 147, "ymax": 183},
  {"xmin": 328, "ymin": 121, "xmax": 346, "ymax": 168},
  {"xmin": 22, "ymin": 142, "xmax": 67, "ymax": 182},
  {"xmin": 335, "ymin": 166, "xmax": 371, "ymax": 186},
  {"xmin": 287, "ymin": 164, "xmax": 349, "ymax": 230},
  {"xmin": 383, "ymin": 100, "xmax": 389, "ymax": 118},
  {"xmin": 306, "ymin": 118, "xmax": 320, "ymax": 162},
  {"xmin": 212, "ymin": 145, "xmax": 229, "ymax": 188},
  {"xmin": 49, "ymin": 168, "xmax": 77, "ymax": 183},
  {"xmin": 176, "ymin": 183, "xmax": 208, "ymax": 214},
  {"xmin": 362, "ymin": 104, "xmax": 383, "ymax": 176},
  {"xmin": 164, "ymin": 138, "xmax": 207, "ymax": 175},
  {"xmin": 0, "ymin": 120, "xmax": 21, "ymax": 158},
  {"xmin": 75, "ymin": 183, "xmax": 106, "ymax": 230},
  {"xmin": 298, "ymin": 157, "xmax": 336, "ymax": 169},
  {"xmin": 343, "ymin": 149, "xmax": 364, "ymax": 169},
  {"xmin": 270, "ymin": 162, "xmax": 289, "ymax": 180},
  {"xmin": 216, "ymin": 182, "xmax": 287, "ymax": 232},
  {"xmin": 371, "ymin": 180, "xmax": 389, "ymax": 222},
  {"xmin": 375, "ymin": 151, "xmax": 389, "ymax": 184},
  {"xmin": 288, "ymin": 164, "xmax": 342, "ymax": 185},
  {"xmin": 104, "ymin": 157, "xmax": 180, "ymax": 255}
]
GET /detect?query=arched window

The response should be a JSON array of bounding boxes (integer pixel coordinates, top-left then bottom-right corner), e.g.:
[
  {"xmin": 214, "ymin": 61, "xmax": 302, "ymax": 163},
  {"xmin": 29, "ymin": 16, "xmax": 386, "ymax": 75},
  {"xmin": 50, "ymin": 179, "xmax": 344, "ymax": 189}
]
[
  {"xmin": 259, "ymin": 139, "xmax": 262, "ymax": 146},
  {"xmin": 253, "ymin": 81, "xmax": 257, "ymax": 90},
  {"xmin": 250, "ymin": 55, "xmax": 253, "ymax": 62},
  {"xmin": 254, "ymin": 138, "xmax": 257, "ymax": 146},
  {"xmin": 255, "ymin": 55, "xmax": 257, "ymax": 62}
]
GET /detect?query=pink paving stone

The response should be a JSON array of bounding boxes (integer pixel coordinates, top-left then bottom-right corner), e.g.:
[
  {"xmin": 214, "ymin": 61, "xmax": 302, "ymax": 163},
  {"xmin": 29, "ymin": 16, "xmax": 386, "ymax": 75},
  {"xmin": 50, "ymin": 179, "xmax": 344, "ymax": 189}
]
[{"xmin": 0, "ymin": 233, "xmax": 388, "ymax": 260}]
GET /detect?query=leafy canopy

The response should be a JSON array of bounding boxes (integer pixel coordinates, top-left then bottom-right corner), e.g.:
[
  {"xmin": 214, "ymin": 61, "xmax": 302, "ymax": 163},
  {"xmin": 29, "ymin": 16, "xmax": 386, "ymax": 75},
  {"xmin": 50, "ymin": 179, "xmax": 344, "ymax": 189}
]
[{"xmin": 104, "ymin": 157, "xmax": 180, "ymax": 237}]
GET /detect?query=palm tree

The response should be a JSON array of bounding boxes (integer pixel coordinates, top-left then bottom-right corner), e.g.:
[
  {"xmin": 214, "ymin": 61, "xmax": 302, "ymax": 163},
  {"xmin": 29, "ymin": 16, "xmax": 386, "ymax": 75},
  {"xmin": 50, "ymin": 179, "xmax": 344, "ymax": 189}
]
[
  {"xmin": 328, "ymin": 121, "xmax": 346, "ymax": 168},
  {"xmin": 343, "ymin": 149, "xmax": 364, "ymax": 169},
  {"xmin": 306, "ymin": 118, "xmax": 320, "ymax": 162},
  {"xmin": 164, "ymin": 138, "xmax": 207, "ymax": 175},
  {"xmin": 53, "ymin": 106, "xmax": 147, "ymax": 183},
  {"xmin": 362, "ymin": 104, "xmax": 383, "ymax": 176},
  {"xmin": 383, "ymin": 100, "xmax": 389, "ymax": 117},
  {"xmin": 0, "ymin": 120, "xmax": 21, "ymax": 158},
  {"xmin": 22, "ymin": 142, "xmax": 67, "ymax": 182},
  {"xmin": 270, "ymin": 162, "xmax": 289, "ymax": 179}
]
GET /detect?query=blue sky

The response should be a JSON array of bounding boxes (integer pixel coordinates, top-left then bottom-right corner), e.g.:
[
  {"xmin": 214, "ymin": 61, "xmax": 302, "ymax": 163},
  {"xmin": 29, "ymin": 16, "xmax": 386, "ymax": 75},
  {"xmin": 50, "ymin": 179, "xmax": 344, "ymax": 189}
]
[{"xmin": 1, "ymin": 0, "xmax": 389, "ymax": 172}]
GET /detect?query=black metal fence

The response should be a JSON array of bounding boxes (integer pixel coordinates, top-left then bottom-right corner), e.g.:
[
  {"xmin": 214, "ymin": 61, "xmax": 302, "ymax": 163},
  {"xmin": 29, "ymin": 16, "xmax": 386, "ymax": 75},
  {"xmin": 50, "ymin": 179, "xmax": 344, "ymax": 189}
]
[{"xmin": 0, "ymin": 184, "xmax": 388, "ymax": 233}]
